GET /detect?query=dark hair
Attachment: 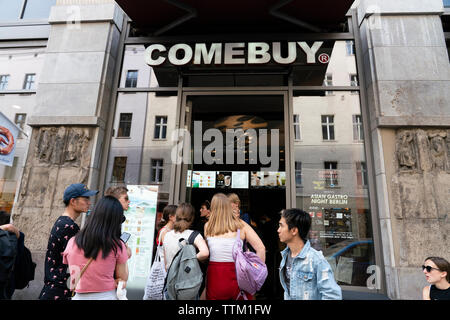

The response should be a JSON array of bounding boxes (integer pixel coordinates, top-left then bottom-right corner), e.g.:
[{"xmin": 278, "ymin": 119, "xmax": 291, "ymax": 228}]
[
  {"xmin": 425, "ymin": 257, "xmax": 450, "ymax": 282},
  {"xmin": 75, "ymin": 196, "xmax": 124, "ymax": 259},
  {"xmin": 173, "ymin": 203, "xmax": 195, "ymax": 233},
  {"xmin": 281, "ymin": 208, "xmax": 311, "ymax": 243},
  {"xmin": 201, "ymin": 200, "xmax": 211, "ymax": 210},
  {"xmin": 0, "ymin": 211, "xmax": 10, "ymax": 225},
  {"xmin": 157, "ymin": 204, "xmax": 178, "ymax": 229}
]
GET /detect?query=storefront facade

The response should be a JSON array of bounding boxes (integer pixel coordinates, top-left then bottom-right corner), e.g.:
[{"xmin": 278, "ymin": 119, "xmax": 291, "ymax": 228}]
[{"xmin": 1, "ymin": 0, "xmax": 449, "ymax": 300}]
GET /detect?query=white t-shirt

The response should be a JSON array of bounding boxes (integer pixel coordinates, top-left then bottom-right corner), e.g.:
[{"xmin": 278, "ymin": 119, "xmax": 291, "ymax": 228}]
[{"xmin": 163, "ymin": 229, "xmax": 202, "ymax": 270}]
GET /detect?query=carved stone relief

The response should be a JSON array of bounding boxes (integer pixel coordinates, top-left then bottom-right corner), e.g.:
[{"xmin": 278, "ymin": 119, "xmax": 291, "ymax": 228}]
[
  {"xmin": 393, "ymin": 128, "xmax": 450, "ymax": 269},
  {"xmin": 396, "ymin": 130, "xmax": 418, "ymax": 171}
]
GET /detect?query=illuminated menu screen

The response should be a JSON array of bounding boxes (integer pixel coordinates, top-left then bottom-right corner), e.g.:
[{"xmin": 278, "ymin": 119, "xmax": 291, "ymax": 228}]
[
  {"xmin": 231, "ymin": 171, "xmax": 249, "ymax": 189},
  {"xmin": 192, "ymin": 171, "xmax": 216, "ymax": 188}
]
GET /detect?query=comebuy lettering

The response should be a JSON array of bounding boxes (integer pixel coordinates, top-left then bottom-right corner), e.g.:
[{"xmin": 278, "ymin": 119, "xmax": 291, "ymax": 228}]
[{"xmin": 144, "ymin": 41, "xmax": 324, "ymax": 66}]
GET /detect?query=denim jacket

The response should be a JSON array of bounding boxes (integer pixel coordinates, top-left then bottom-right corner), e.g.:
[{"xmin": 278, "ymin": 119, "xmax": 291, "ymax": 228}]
[{"xmin": 279, "ymin": 240, "xmax": 342, "ymax": 300}]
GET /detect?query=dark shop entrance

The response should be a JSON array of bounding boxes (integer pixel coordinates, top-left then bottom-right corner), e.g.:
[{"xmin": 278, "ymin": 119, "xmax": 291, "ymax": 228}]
[{"xmin": 180, "ymin": 93, "xmax": 289, "ymax": 299}]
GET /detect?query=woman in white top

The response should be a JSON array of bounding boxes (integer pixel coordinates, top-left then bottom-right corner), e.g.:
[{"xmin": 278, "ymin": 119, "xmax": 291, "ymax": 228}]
[
  {"xmin": 204, "ymin": 193, "xmax": 265, "ymax": 300},
  {"xmin": 163, "ymin": 203, "xmax": 209, "ymax": 271}
]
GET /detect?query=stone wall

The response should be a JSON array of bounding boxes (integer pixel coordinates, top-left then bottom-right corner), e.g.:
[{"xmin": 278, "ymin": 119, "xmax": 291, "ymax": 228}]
[
  {"xmin": 11, "ymin": 126, "xmax": 95, "ymax": 299},
  {"xmin": 389, "ymin": 129, "xmax": 450, "ymax": 299}
]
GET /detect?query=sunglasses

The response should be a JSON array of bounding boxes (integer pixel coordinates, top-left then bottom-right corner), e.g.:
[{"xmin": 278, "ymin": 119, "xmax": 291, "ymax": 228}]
[{"xmin": 422, "ymin": 265, "xmax": 440, "ymax": 273}]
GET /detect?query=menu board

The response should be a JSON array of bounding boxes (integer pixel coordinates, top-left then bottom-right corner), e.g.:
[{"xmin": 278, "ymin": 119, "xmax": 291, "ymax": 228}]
[
  {"xmin": 122, "ymin": 185, "xmax": 158, "ymax": 297},
  {"xmin": 251, "ymin": 171, "xmax": 286, "ymax": 187},
  {"xmin": 216, "ymin": 171, "xmax": 232, "ymax": 188},
  {"xmin": 186, "ymin": 170, "xmax": 192, "ymax": 187},
  {"xmin": 192, "ymin": 171, "xmax": 216, "ymax": 188},
  {"xmin": 231, "ymin": 171, "xmax": 249, "ymax": 189}
]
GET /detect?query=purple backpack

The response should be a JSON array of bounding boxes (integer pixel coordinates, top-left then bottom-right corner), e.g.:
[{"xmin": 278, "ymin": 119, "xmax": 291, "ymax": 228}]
[{"xmin": 232, "ymin": 229, "xmax": 268, "ymax": 298}]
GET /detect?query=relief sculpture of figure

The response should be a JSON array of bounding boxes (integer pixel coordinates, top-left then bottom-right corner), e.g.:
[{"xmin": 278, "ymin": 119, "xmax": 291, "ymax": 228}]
[
  {"xmin": 397, "ymin": 131, "xmax": 416, "ymax": 170},
  {"xmin": 429, "ymin": 133, "xmax": 447, "ymax": 171}
]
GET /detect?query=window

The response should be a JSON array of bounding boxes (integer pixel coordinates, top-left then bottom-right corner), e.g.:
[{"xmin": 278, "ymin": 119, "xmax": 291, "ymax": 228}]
[
  {"xmin": 352, "ymin": 115, "xmax": 364, "ymax": 141},
  {"xmin": 154, "ymin": 116, "xmax": 168, "ymax": 139},
  {"xmin": 14, "ymin": 113, "xmax": 26, "ymax": 138},
  {"xmin": 4, "ymin": 157, "xmax": 19, "ymax": 181},
  {"xmin": 322, "ymin": 115, "xmax": 335, "ymax": 141},
  {"xmin": 125, "ymin": 70, "xmax": 138, "ymax": 88},
  {"xmin": 324, "ymin": 161, "xmax": 338, "ymax": 187},
  {"xmin": 0, "ymin": 0, "xmax": 23, "ymax": 21},
  {"xmin": 151, "ymin": 159, "xmax": 164, "ymax": 183},
  {"xmin": 324, "ymin": 74, "xmax": 333, "ymax": 95},
  {"xmin": 293, "ymin": 114, "xmax": 301, "ymax": 140},
  {"xmin": 350, "ymin": 74, "xmax": 358, "ymax": 94},
  {"xmin": 295, "ymin": 161, "xmax": 302, "ymax": 186},
  {"xmin": 23, "ymin": 73, "xmax": 35, "ymax": 90},
  {"xmin": 117, "ymin": 113, "xmax": 132, "ymax": 138},
  {"xmin": 356, "ymin": 162, "xmax": 368, "ymax": 187},
  {"xmin": 0, "ymin": 75, "xmax": 10, "ymax": 90},
  {"xmin": 346, "ymin": 40, "xmax": 355, "ymax": 55},
  {"xmin": 21, "ymin": 0, "xmax": 56, "ymax": 20},
  {"xmin": 112, "ymin": 157, "xmax": 127, "ymax": 183},
  {"xmin": 444, "ymin": 0, "xmax": 450, "ymax": 8}
]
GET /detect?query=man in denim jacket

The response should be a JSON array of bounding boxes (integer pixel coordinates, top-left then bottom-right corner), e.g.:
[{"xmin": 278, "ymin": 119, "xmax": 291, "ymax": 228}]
[{"xmin": 278, "ymin": 208, "xmax": 342, "ymax": 300}]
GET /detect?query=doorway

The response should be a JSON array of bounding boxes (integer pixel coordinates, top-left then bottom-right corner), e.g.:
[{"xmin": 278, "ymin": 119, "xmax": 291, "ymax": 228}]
[{"xmin": 178, "ymin": 93, "xmax": 290, "ymax": 299}]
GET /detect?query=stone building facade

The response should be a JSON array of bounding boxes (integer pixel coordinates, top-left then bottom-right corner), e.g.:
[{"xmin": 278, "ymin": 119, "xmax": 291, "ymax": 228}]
[{"xmin": 0, "ymin": 0, "xmax": 448, "ymax": 299}]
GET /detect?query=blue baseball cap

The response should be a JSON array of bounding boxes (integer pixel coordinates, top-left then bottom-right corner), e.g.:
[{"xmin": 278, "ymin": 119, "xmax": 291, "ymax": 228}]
[{"xmin": 63, "ymin": 183, "xmax": 98, "ymax": 202}]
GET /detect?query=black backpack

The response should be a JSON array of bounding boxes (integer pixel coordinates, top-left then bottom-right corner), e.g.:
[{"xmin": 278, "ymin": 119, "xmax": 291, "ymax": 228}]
[
  {"xmin": 0, "ymin": 230, "xmax": 17, "ymax": 285},
  {"xmin": 14, "ymin": 245, "xmax": 36, "ymax": 290}
]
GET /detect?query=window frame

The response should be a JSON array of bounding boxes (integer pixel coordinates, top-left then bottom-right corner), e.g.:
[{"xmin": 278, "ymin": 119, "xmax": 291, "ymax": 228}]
[
  {"xmin": 125, "ymin": 70, "xmax": 138, "ymax": 88},
  {"xmin": 150, "ymin": 159, "xmax": 164, "ymax": 183},
  {"xmin": 154, "ymin": 116, "xmax": 168, "ymax": 140},
  {"xmin": 14, "ymin": 113, "xmax": 27, "ymax": 139},
  {"xmin": 321, "ymin": 115, "xmax": 335, "ymax": 141},
  {"xmin": 293, "ymin": 114, "xmax": 301, "ymax": 141},
  {"xmin": 324, "ymin": 161, "xmax": 338, "ymax": 188},
  {"xmin": 352, "ymin": 114, "xmax": 364, "ymax": 142},
  {"xmin": 117, "ymin": 113, "xmax": 133, "ymax": 138},
  {"xmin": 23, "ymin": 73, "xmax": 36, "ymax": 90},
  {"xmin": 0, "ymin": 74, "xmax": 10, "ymax": 90},
  {"xmin": 111, "ymin": 156, "xmax": 127, "ymax": 183}
]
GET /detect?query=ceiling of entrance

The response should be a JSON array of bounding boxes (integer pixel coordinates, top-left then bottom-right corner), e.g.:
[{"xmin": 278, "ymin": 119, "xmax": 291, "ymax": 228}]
[{"xmin": 115, "ymin": 0, "xmax": 355, "ymax": 35}]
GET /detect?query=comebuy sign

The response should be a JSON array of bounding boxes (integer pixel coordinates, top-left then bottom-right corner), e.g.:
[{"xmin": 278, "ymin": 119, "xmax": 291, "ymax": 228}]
[{"xmin": 144, "ymin": 42, "xmax": 326, "ymax": 66}]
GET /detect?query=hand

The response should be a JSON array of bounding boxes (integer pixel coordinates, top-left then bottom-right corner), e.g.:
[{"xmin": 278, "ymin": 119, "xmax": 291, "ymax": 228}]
[
  {"xmin": 115, "ymin": 278, "xmax": 127, "ymax": 289},
  {"xmin": 126, "ymin": 245, "xmax": 132, "ymax": 259},
  {"xmin": 0, "ymin": 224, "xmax": 20, "ymax": 239}
]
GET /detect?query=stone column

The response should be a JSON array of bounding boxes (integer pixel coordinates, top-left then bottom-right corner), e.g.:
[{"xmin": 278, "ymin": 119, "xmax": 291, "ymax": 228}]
[
  {"xmin": 357, "ymin": 0, "xmax": 450, "ymax": 299},
  {"xmin": 11, "ymin": 0, "xmax": 125, "ymax": 299}
]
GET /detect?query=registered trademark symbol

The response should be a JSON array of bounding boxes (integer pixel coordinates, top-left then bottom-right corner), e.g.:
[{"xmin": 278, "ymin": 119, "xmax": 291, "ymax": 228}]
[{"xmin": 318, "ymin": 53, "xmax": 330, "ymax": 64}]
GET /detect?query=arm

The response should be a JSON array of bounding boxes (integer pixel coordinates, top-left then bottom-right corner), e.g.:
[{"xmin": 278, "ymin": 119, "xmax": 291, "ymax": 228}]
[
  {"xmin": 242, "ymin": 223, "xmax": 266, "ymax": 263},
  {"xmin": 316, "ymin": 258, "xmax": 342, "ymax": 300},
  {"xmin": 422, "ymin": 286, "xmax": 430, "ymax": 300},
  {"xmin": 193, "ymin": 234, "xmax": 209, "ymax": 262},
  {"xmin": 115, "ymin": 243, "xmax": 130, "ymax": 285}
]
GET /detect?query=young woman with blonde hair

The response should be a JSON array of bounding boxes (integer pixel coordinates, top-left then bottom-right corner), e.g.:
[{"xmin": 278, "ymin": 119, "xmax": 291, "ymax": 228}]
[{"xmin": 204, "ymin": 193, "xmax": 265, "ymax": 300}]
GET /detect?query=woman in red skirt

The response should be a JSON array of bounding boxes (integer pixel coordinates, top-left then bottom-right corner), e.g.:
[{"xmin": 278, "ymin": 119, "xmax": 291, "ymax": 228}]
[{"xmin": 204, "ymin": 193, "xmax": 266, "ymax": 300}]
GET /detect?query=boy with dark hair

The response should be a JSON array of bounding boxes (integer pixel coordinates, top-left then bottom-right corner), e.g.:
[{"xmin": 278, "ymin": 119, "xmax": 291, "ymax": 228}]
[
  {"xmin": 277, "ymin": 208, "xmax": 342, "ymax": 300},
  {"xmin": 39, "ymin": 183, "xmax": 98, "ymax": 300}
]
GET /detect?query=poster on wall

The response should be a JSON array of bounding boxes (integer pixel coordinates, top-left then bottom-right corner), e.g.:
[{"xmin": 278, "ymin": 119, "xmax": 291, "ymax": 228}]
[
  {"xmin": 216, "ymin": 171, "xmax": 232, "ymax": 188},
  {"xmin": 250, "ymin": 171, "xmax": 286, "ymax": 187},
  {"xmin": 231, "ymin": 171, "xmax": 249, "ymax": 189},
  {"xmin": 122, "ymin": 185, "xmax": 158, "ymax": 298},
  {"xmin": 192, "ymin": 171, "xmax": 216, "ymax": 188},
  {"xmin": 0, "ymin": 111, "xmax": 21, "ymax": 167}
]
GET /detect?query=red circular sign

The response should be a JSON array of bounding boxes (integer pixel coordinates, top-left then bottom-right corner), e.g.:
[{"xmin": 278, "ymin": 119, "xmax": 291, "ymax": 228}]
[{"xmin": 318, "ymin": 53, "xmax": 330, "ymax": 64}]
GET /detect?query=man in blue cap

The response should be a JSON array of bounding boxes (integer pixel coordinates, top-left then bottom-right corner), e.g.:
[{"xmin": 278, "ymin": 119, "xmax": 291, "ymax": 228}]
[{"xmin": 39, "ymin": 183, "xmax": 98, "ymax": 300}]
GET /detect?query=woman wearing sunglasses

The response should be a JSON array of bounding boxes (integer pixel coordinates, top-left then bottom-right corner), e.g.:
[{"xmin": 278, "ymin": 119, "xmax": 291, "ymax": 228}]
[{"xmin": 422, "ymin": 256, "xmax": 450, "ymax": 300}]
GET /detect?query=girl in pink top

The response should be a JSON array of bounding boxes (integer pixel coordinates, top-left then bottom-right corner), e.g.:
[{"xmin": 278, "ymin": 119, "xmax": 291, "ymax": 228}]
[{"xmin": 63, "ymin": 196, "xmax": 130, "ymax": 300}]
